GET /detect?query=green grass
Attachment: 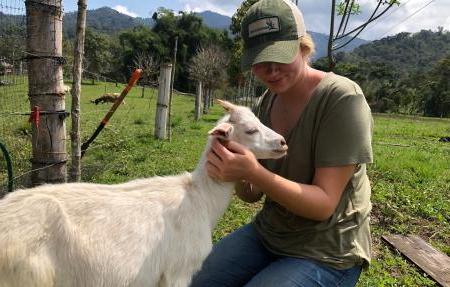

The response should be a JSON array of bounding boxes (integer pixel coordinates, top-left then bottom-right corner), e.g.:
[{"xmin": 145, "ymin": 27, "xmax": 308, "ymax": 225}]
[
  {"xmin": 0, "ymin": 75, "xmax": 32, "ymax": 186},
  {"xmin": 1, "ymin": 81, "xmax": 449, "ymax": 286}
]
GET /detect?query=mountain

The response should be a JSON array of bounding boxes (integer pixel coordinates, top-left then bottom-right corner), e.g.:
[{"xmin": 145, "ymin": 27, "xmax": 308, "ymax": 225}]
[
  {"xmin": 62, "ymin": 7, "xmax": 368, "ymax": 59},
  {"xmin": 63, "ymin": 7, "xmax": 154, "ymax": 38},
  {"xmin": 195, "ymin": 11, "xmax": 231, "ymax": 30},
  {"xmin": 335, "ymin": 29, "xmax": 450, "ymax": 74},
  {"xmin": 309, "ymin": 31, "xmax": 368, "ymax": 60},
  {"xmin": 190, "ymin": 11, "xmax": 369, "ymax": 59},
  {"xmin": 63, "ymin": 8, "xmax": 234, "ymax": 37}
]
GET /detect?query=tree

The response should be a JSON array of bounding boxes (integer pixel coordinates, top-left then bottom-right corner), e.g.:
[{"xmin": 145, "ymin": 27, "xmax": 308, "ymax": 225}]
[
  {"xmin": 118, "ymin": 26, "xmax": 165, "ymax": 80},
  {"xmin": 151, "ymin": 9, "xmax": 233, "ymax": 92},
  {"xmin": 188, "ymin": 45, "xmax": 229, "ymax": 113},
  {"xmin": 84, "ymin": 29, "xmax": 114, "ymax": 83},
  {"xmin": 133, "ymin": 51, "xmax": 159, "ymax": 86},
  {"xmin": 422, "ymin": 56, "xmax": 450, "ymax": 117},
  {"xmin": 230, "ymin": 0, "xmax": 259, "ymax": 35},
  {"xmin": 0, "ymin": 24, "xmax": 26, "ymax": 74}
]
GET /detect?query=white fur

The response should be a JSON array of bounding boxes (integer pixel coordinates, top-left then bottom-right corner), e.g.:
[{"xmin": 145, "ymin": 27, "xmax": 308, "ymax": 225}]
[
  {"xmin": 0, "ymin": 101, "xmax": 287, "ymax": 287},
  {"xmin": 63, "ymin": 84, "xmax": 71, "ymax": 93}
]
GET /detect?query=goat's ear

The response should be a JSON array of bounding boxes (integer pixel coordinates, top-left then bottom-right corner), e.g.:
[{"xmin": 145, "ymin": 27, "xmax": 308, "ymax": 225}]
[
  {"xmin": 217, "ymin": 99, "xmax": 236, "ymax": 113},
  {"xmin": 208, "ymin": 122, "xmax": 233, "ymax": 140}
]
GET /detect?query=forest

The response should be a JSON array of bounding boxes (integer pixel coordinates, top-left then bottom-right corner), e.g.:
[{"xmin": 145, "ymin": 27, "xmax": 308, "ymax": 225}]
[{"xmin": 1, "ymin": 4, "xmax": 449, "ymax": 118}]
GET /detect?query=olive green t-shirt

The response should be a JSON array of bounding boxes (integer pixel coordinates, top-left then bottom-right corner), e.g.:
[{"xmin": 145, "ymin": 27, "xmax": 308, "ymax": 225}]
[{"xmin": 253, "ymin": 73, "xmax": 373, "ymax": 269}]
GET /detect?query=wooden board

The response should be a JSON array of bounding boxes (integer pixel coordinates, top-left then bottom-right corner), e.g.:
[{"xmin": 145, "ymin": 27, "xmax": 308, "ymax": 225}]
[{"xmin": 382, "ymin": 234, "xmax": 450, "ymax": 287}]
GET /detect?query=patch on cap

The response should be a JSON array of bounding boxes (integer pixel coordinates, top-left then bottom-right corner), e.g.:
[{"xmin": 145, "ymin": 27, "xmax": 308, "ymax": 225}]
[{"xmin": 248, "ymin": 17, "xmax": 280, "ymax": 38}]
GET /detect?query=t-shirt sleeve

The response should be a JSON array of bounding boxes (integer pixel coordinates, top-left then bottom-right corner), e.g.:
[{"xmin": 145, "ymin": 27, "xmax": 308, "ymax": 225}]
[{"xmin": 315, "ymin": 92, "xmax": 373, "ymax": 167}]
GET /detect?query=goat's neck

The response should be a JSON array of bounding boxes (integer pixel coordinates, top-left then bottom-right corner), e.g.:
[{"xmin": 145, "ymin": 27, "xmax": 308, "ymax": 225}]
[{"xmin": 191, "ymin": 138, "xmax": 234, "ymax": 228}]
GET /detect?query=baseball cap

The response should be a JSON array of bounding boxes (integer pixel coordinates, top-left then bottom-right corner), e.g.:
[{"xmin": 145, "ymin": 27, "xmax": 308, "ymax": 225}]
[{"xmin": 241, "ymin": 0, "xmax": 306, "ymax": 70}]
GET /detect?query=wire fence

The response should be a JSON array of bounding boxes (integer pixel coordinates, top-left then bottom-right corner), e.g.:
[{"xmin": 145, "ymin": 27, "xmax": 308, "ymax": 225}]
[
  {"xmin": 0, "ymin": 0, "xmax": 30, "ymax": 191},
  {"xmin": 0, "ymin": 0, "xmax": 256, "ymax": 192}
]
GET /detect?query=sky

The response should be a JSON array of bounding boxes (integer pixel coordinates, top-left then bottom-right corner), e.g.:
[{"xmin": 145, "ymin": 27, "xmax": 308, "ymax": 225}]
[{"xmin": 63, "ymin": 0, "xmax": 450, "ymax": 41}]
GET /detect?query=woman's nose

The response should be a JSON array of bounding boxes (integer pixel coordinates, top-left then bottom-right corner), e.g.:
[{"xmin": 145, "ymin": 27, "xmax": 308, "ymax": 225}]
[{"xmin": 266, "ymin": 63, "xmax": 279, "ymax": 74}]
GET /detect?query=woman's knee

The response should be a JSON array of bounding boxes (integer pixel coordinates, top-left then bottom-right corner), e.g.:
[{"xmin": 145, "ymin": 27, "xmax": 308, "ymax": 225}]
[
  {"xmin": 190, "ymin": 224, "xmax": 273, "ymax": 287},
  {"xmin": 244, "ymin": 257, "xmax": 362, "ymax": 287}
]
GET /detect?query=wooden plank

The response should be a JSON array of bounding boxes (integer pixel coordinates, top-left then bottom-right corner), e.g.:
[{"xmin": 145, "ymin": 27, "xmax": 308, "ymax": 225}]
[{"xmin": 382, "ymin": 234, "xmax": 450, "ymax": 287}]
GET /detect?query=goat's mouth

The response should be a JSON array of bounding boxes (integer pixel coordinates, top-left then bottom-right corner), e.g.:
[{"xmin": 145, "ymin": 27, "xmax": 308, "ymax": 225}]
[{"xmin": 272, "ymin": 147, "xmax": 288, "ymax": 157}]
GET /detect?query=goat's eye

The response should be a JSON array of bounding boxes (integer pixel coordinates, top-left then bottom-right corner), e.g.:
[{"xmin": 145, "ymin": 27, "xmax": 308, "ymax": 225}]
[{"xmin": 245, "ymin": 129, "xmax": 259, "ymax": 135}]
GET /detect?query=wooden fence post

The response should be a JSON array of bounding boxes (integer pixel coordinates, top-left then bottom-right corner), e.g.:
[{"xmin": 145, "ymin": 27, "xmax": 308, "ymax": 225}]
[
  {"xmin": 154, "ymin": 63, "xmax": 172, "ymax": 139},
  {"xmin": 69, "ymin": 0, "xmax": 87, "ymax": 182},
  {"xmin": 26, "ymin": 0, "xmax": 67, "ymax": 185},
  {"xmin": 167, "ymin": 36, "xmax": 178, "ymax": 141},
  {"xmin": 195, "ymin": 81, "xmax": 202, "ymax": 121}
]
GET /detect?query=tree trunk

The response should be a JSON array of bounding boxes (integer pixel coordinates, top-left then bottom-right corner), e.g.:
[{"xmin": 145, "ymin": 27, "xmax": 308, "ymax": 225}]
[
  {"xmin": 155, "ymin": 63, "xmax": 172, "ymax": 139},
  {"xmin": 26, "ymin": 0, "xmax": 67, "ymax": 185},
  {"xmin": 203, "ymin": 87, "xmax": 209, "ymax": 114},
  {"xmin": 195, "ymin": 81, "xmax": 202, "ymax": 121},
  {"xmin": 69, "ymin": 0, "xmax": 87, "ymax": 182},
  {"xmin": 209, "ymin": 89, "xmax": 213, "ymax": 107},
  {"xmin": 327, "ymin": 0, "xmax": 336, "ymax": 71},
  {"xmin": 237, "ymin": 81, "xmax": 241, "ymax": 103}
]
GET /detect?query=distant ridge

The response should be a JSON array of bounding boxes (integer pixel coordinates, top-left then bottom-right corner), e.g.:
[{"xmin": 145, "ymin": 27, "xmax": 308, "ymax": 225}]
[
  {"xmin": 195, "ymin": 11, "xmax": 231, "ymax": 30},
  {"xmin": 63, "ymin": 7, "xmax": 154, "ymax": 38},
  {"xmin": 62, "ymin": 7, "xmax": 368, "ymax": 58}
]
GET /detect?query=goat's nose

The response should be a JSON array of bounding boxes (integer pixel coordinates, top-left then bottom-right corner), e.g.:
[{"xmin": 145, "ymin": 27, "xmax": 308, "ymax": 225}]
[{"xmin": 280, "ymin": 138, "xmax": 287, "ymax": 146}]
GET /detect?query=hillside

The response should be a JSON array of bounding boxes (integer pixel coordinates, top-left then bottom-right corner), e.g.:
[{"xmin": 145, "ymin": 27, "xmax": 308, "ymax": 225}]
[
  {"xmin": 62, "ymin": 7, "xmax": 368, "ymax": 59},
  {"xmin": 335, "ymin": 29, "xmax": 450, "ymax": 74},
  {"xmin": 312, "ymin": 29, "xmax": 450, "ymax": 117},
  {"xmin": 63, "ymin": 7, "xmax": 154, "ymax": 38},
  {"xmin": 63, "ymin": 8, "xmax": 231, "ymax": 37},
  {"xmin": 195, "ymin": 11, "xmax": 231, "ymax": 30},
  {"xmin": 309, "ymin": 31, "xmax": 368, "ymax": 60}
]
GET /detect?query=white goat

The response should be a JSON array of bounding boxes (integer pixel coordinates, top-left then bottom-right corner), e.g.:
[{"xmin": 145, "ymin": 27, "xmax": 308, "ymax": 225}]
[
  {"xmin": 0, "ymin": 100, "xmax": 287, "ymax": 287},
  {"xmin": 63, "ymin": 84, "xmax": 71, "ymax": 94}
]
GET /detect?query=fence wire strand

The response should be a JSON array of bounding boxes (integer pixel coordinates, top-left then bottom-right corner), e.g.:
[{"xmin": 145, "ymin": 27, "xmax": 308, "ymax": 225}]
[
  {"xmin": 0, "ymin": 0, "xmax": 30, "ymax": 191},
  {"xmin": 1, "ymin": 0, "xmax": 168, "ymax": 190}
]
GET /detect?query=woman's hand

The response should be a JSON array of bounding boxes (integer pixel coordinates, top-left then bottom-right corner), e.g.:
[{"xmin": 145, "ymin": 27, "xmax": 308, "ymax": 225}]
[{"xmin": 206, "ymin": 139, "xmax": 261, "ymax": 182}]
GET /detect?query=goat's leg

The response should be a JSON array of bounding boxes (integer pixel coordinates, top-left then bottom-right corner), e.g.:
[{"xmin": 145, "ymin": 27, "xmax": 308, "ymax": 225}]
[{"xmin": 0, "ymin": 247, "xmax": 55, "ymax": 287}]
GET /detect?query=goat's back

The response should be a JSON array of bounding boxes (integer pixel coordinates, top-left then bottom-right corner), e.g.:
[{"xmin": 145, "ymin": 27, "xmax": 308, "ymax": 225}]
[{"xmin": 0, "ymin": 173, "xmax": 210, "ymax": 287}]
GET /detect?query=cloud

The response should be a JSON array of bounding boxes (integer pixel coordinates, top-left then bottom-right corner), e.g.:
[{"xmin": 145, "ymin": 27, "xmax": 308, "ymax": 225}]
[
  {"xmin": 357, "ymin": 0, "xmax": 450, "ymax": 39},
  {"xmin": 178, "ymin": 0, "xmax": 449, "ymax": 40},
  {"xmin": 113, "ymin": 5, "xmax": 138, "ymax": 17},
  {"xmin": 180, "ymin": 0, "xmax": 241, "ymax": 16},
  {"xmin": 299, "ymin": 0, "xmax": 450, "ymax": 40}
]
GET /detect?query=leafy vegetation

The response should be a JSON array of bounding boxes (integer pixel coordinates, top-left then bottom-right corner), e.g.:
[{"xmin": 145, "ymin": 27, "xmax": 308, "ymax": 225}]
[
  {"xmin": 2, "ymin": 4, "xmax": 448, "ymax": 118},
  {"xmin": 1, "ymin": 79, "xmax": 449, "ymax": 286},
  {"xmin": 314, "ymin": 29, "xmax": 450, "ymax": 117},
  {"xmin": 1, "ymin": 1, "xmax": 449, "ymax": 285}
]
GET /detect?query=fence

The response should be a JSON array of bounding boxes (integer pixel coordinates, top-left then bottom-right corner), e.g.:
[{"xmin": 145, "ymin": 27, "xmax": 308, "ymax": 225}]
[
  {"xmin": 0, "ymin": 64, "xmax": 158, "ymax": 193},
  {"xmin": 0, "ymin": 0, "xmax": 257, "ymax": 192},
  {"xmin": 0, "ymin": 0, "xmax": 30, "ymax": 191}
]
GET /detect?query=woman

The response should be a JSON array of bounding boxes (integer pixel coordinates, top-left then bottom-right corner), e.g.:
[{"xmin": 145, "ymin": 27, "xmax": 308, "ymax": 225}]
[{"xmin": 190, "ymin": 0, "xmax": 373, "ymax": 286}]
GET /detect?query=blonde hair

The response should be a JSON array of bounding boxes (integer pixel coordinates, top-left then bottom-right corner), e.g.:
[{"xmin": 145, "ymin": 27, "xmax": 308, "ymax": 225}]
[{"xmin": 299, "ymin": 33, "xmax": 315, "ymax": 62}]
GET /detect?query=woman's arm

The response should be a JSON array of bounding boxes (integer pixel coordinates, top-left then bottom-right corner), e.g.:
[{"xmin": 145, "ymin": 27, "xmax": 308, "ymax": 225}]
[
  {"xmin": 249, "ymin": 164, "xmax": 354, "ymax": 221},
  {"xmin": 206, "ymin": 139, "xmax": 354, "ymax": 221}
]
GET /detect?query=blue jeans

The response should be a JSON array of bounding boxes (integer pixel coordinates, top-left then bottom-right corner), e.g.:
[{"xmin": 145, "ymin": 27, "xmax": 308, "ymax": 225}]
[{"xmin": 190, "ymin": 224, "xmax": 362, "ymax": 287}]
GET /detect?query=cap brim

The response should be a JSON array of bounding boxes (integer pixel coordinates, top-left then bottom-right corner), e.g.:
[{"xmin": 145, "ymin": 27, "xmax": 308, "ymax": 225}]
[{"xmin": 241, "ymin": 40, "xmax": 299, "ymax": 71}]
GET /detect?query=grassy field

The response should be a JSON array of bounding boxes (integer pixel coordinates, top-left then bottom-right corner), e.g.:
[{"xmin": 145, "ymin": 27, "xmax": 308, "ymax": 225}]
[{"xmin": 1, "ymin": 81, "xmax": 449, "ymax": 286}]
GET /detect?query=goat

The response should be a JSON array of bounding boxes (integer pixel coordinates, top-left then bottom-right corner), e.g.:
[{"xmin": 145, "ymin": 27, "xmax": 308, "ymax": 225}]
[
  {"xmin": 63, "ymin": 84, "xmax": 71, "ymax": 94},
  {"xmin": 90, "ymin": 93, "xmax": 124, "ymax": 105},
  {"xmin": 0, "ymin": 100, "xmax": 287, "ymax": 287}
]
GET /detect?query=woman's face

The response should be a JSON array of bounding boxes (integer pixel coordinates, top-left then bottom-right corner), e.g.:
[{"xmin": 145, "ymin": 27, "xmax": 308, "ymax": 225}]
[{"xmin": 251, "ymin": 51, "xmax": 305, "ymax": 95}]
